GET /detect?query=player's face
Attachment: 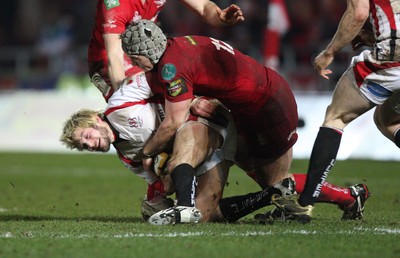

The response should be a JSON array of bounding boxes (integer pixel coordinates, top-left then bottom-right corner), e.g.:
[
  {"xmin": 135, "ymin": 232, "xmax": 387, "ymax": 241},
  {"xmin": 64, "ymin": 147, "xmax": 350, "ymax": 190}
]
[
  {"xmin": 129, "ymin": 55, "xmax": 154, "ymax": 72},
  {"xmin": 73, "ymin": 126, "xmax": 111, "ymax": 152}
]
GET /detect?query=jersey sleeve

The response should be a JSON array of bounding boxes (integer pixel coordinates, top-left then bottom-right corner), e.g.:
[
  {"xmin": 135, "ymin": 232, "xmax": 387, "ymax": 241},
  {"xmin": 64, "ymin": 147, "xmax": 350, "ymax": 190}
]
[
  {"xmin": 158, "ymin": 60, "xmax": 194, "ymax": 103},
  {"xmin": 101, "ymin": 2, "xmax": 133, "ymax": 34}
]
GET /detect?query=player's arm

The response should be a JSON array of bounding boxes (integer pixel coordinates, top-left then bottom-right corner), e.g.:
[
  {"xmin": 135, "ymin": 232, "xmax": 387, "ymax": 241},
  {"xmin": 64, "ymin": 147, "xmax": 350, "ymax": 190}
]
[
  {"xmin": 180, "ymin": 0, "xmax": 244, "ymax": 26},
  {"xmin": 142, "ymin": 98, "xmax": 192, "ymax": 157},
  {"xmin": 103, "ymin": 33, "xmax": 126, "ymax": 91},
  {"xmin": 314, "ymin": 0, "xmax": 369, "ymax": 79}
]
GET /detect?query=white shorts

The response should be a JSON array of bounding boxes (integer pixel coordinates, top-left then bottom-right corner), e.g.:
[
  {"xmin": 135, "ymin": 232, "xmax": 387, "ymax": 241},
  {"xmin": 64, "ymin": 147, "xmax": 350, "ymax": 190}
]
[{"xmin": 347, "ymin": 49, "xmax": 400, "ymax": 105}]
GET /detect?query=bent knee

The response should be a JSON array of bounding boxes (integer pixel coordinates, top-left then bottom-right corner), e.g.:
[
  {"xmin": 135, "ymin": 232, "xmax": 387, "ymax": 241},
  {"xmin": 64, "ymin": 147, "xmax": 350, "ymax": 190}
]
[{"xmin": 324, "ymin": 105, "xmax": 354, "ymax": 128}]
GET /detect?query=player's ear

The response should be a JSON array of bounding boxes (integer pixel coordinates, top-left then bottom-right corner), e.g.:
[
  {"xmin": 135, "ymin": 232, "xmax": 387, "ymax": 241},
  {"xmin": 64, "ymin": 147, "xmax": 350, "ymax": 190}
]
[
  {"xmin": 95, "ymin": 115, "xmax": 103, "ymax": 123},
  {"xmin": 93, "ymin": 115, "xmax": 103, "ymax": 129}
]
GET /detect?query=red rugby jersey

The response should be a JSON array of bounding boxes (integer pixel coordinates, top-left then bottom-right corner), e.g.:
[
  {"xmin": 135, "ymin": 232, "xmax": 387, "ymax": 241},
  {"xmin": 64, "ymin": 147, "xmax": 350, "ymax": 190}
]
[{"xmin": 147, "ymin": 36, "xmax": 273, "ymax": 114}]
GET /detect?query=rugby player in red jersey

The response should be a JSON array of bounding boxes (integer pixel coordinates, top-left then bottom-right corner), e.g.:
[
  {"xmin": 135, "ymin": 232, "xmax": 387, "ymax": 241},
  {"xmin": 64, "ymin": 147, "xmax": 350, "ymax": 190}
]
[
  {"xmin": 61, "ymin": 72, "xmax": 369, "ymax": 225},
  {"xmin": 87, "ymin": 0, "xmax": 244, "ymax": 102},
  {"xmin": 120, "ymin": 20, "xmax": 369, "ymax": 224}
]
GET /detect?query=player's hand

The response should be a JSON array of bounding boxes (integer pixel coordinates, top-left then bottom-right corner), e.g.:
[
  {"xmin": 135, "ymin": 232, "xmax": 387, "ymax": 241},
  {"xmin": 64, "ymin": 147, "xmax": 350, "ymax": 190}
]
[
  {"xmin": 142, "ymin": 156, "xmax": 154, "ymax": 173},
  {"xmin": 313, "ymin": 50, "xmax": 334, "ymax": 80},
  {"xmin": 190, "ymin": 97, "xmax": 218, "ymax": 118},
  {"xmin": 218, "ymin": 4, "xmax": 245, "ymax": 25}
]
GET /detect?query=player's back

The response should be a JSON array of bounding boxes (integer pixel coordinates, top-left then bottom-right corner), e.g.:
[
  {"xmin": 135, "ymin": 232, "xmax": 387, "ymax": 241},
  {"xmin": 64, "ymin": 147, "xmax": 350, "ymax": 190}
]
[{"xmin": 160, "ymin": 36, "xmax": 271, "ymax": 111}]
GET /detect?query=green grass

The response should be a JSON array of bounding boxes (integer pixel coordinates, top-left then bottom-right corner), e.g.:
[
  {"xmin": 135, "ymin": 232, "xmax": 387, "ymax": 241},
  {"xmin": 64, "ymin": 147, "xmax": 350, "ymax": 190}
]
[{"xmin": 0, "ymin": 152, "xmax": 399, "ymax": 258}]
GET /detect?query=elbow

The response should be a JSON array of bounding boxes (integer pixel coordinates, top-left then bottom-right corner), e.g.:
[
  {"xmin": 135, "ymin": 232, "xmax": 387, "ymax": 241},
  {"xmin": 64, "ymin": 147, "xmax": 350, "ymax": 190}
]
[
  {"xmin": 354, "ymin": 12, "xmax": 369, "ymax": 23},
  {"xmin": 354, "ymin": 4, "xmax": 369, "ymax": 23}
]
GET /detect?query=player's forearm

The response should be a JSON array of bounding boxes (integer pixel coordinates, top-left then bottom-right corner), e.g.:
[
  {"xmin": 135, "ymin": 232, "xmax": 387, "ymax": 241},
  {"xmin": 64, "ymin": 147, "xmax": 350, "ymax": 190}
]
[
  {"xmin": 325, "ymin": 0, "xmax": 369, "ymax": 56},
  {"xmin": 104, "ymin": 33, "xmax": 126, "ymax": 90},
  {"xmin": 108, "ymin": 55, "xmax": 125, "ymax": 91}
]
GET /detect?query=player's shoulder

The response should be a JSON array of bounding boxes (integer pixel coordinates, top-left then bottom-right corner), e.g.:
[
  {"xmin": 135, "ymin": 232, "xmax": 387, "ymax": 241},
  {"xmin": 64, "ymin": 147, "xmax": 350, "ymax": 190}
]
[{"xmin": 162, "ymin": 36, "xmax": 204, "ymax": 61}]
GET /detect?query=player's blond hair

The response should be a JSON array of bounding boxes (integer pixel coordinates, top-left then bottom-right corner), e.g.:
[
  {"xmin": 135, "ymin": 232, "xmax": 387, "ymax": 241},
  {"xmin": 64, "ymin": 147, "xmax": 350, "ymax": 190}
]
[{"xmin": 60, "ymin": 109, "xmax": 103, "ymax": 150}]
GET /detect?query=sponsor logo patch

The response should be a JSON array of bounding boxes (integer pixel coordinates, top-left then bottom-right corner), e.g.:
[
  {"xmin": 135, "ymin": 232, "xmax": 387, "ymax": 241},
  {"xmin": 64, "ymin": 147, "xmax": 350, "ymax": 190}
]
[
  {"xmin": 161, "ymin": 63, "xmax": 177, "ymax": 81},
  {"xmin": 104, "ymin": 0, "xmax": 120, "ymax": 10},
  {"xmin": 167, "ymin": 78, "xmax": 187, "ymax": 97}
]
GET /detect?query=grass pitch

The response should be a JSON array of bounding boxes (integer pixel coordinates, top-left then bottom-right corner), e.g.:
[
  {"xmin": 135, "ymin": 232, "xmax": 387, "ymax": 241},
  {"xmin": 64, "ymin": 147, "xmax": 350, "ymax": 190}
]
[{"xmin": 0, "ymin": 152, "xmax": 399, "ymax": 258}]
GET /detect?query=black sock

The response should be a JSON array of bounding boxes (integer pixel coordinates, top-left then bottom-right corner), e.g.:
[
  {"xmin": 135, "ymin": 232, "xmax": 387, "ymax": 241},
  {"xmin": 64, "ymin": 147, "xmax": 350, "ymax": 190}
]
[
  {"xmin": 394, "ymin": 129, "xmax": 400, "ymax": 148},
  {"xmin": 171, "ymin": 163, "xmax": 196, "ymax": 207},
  {"xmin": 299, "ymin": 126, "xmax": 342, "ymax": 206},
  {"xmin": 218, "ymin": 187, "xmax": 280, "ymax": 222}
]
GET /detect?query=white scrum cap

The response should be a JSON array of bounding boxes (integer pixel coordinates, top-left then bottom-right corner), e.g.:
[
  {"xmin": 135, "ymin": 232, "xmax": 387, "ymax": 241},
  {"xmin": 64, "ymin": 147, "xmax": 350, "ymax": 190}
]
[{"xmin": 121, "ymin": 20, "xmax": 167, "ymax": 64}]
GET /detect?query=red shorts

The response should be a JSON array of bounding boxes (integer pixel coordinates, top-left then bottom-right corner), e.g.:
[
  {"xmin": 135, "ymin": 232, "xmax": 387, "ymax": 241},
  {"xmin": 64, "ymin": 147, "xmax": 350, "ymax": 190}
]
[{"xmin": 235, "ymin": 68, "xmax": 298, "ymax": 159}]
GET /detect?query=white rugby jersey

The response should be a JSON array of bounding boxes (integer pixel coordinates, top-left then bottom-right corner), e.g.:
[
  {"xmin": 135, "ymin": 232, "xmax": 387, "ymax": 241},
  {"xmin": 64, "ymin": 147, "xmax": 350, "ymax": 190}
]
[
  {"xmin": 105, "ymin": 73, "xmax": 162, "ymax": 183},
  {"xmin": 370, "ymin": 0, "xmax": 400, "ymax": 60},
  {"xmin": 347, "ymin": 1, "xmax": 400, "ymax": 105}
]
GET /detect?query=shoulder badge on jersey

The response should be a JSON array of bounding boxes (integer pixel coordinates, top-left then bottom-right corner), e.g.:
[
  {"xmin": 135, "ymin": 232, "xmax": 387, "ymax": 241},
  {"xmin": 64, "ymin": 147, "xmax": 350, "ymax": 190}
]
[
  {"xmin": 167, "ymin": 78, "xmax": 187, "ymax": 97},
  {"xmin": 161, "ymin": 63, "xmax": 177, "ymax": 81},
  {"xmin": 104, "ymin": 0, "xmax": 120, "ymax": 10}
]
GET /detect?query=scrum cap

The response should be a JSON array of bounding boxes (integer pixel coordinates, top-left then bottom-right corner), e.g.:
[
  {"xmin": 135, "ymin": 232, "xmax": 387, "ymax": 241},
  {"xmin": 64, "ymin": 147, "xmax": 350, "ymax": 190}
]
[{"xmin": 121, "ymin": 20, "xmax": 167, "ymax": 64}]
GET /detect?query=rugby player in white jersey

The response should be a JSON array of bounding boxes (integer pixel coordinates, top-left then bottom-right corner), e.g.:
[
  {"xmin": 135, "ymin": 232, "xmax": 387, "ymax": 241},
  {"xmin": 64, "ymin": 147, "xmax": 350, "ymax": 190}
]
[
  {"xmin": 272, "ymin": 0, "xmax": 400, "ymax": 221},
  {"xmin": 61, "ymin": 72, "xmax": 300, "ymax": 224}
]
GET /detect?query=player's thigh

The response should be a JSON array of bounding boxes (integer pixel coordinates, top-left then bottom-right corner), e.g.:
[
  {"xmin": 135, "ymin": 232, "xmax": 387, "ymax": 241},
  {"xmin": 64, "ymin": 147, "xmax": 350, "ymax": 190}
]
[
  {"xmin": 374, "ymin": 97, "xmax": 400, "ymax": 140},
  {"xmin": 252, "ymin": 147, "xmax": 293, "ymax": 188},
  {"xmin": 324, "ymin": 72, "xmax": 375, "ymax": 128},
  {"xmin": 169, "ymin": 122, "xmax": 222, "ymax": 169},
  {"xmin": 195, "ymin": 161, "xmax": 229, "ymax": 222}
]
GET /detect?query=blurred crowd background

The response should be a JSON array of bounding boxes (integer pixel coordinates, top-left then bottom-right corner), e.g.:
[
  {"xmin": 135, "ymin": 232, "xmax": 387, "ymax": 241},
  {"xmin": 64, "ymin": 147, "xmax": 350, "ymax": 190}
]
[{"xmin": 0, "ymin": 0, "xmax": 353, "ymax": 93}]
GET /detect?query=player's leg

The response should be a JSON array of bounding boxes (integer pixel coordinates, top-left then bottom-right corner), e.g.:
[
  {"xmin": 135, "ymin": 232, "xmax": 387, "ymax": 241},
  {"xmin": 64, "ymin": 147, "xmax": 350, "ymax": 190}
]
[
  {"xmin": 237, "ymin": 124, "xmax": 369, "ymax": 220},
  {"xmin": 374, "ymin": 91, "xmax": 400, "ymax": 147},
  {"xmin": 291, "ymin": 173, "xmax": 370, "ymax": 220},
  {"xmin": 148, "ymin": 122, "xmax": 223, "ymax": 225},
  {"xmin": 252, "ymin": 148, "xmax": 292, "ymax": 187},
  {"xmin": 166, "ymin": 121, "xmax": 222, "ymax": 207},
  {"xmin": 194, "ymin": 160, "xmax": 229, "ymax": 222},
  {"xmin": 298, "ymin": 72, "xmax": 375, "ymax": 207}
]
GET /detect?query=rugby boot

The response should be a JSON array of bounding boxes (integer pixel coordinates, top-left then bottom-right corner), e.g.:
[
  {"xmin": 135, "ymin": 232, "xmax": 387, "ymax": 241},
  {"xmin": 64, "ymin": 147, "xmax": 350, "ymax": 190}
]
[
  {"xmin": 271, "ymin": 194, "xmax": 313, "ymax": 223},
  {"xmin": 148, "ymin": 206, "xmax": 202, "ymax": 225},
  {"xmin": 340, "ymin": 183, "xmax": 370, "ymax": 220}
]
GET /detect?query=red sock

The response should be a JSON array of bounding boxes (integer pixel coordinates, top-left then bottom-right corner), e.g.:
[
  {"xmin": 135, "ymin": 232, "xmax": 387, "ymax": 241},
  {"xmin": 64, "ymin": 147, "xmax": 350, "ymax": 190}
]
[
  {"xmin": 293, "ymin": 173, "xmax": 354, "ymax": 207},
  {"xmin": 147, "ymin": 180, "xmax": 166, "ymax": 202}
]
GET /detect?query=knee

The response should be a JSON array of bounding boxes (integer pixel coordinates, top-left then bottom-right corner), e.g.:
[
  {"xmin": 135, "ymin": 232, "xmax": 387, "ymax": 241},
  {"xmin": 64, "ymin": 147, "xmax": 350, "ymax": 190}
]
[{"xmin": 324, "ymin": 105, "xmax": 353, "ymax": 128}]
